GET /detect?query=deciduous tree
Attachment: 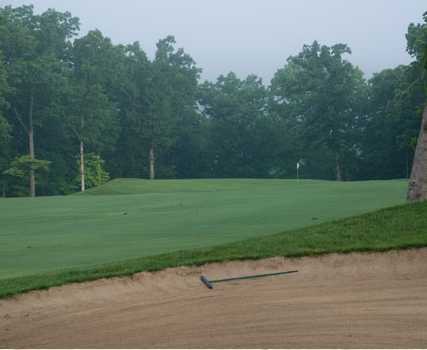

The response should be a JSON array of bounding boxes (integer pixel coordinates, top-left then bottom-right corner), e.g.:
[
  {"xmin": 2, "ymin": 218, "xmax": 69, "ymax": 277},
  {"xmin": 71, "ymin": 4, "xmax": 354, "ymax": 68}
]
[
  {"xmin": 0, "ymin": 5, "xmax": 79, "ymax": 196},
  {"xmin": 67, "ymin": 30, "xmax": 119, "ymax": 191},
  {"xmin": 271, "ymin": 41, "xmax": 367, "ymax": 180}
]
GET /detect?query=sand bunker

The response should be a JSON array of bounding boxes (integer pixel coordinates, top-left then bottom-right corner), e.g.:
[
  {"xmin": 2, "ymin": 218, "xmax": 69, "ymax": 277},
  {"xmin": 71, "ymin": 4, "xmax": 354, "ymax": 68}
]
[{"xmin": 1, "ymin": 249, "xmax": 427, "ymax": 348}]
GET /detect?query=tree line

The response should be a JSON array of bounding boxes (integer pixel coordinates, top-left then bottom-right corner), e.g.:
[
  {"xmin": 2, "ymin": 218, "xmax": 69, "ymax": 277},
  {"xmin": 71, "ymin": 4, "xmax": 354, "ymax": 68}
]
[{"xmin": 0, "ymin": 5, "xmax": 426, "ymax": 197}]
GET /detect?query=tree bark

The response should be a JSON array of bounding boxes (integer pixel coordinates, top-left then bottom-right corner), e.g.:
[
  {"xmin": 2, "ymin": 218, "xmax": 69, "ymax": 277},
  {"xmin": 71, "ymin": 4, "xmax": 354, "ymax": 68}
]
[
  {"xmin": 28, "ymin": 93, "xmax": 36, "ymax": 197},
  {"xmin": 149, "ymin": 144, "xmax": 155, "ymax": 180},
  {"xmin": 335, "ymin": 153, "xmax": 343, "ymax": 181},
  {"xmin": 80, "ymin": 140, "xmax": 85, "ymax": 192},
  {"xmin": 407, "ymin": 105, "xmax": 427, "ymax": 202},
  {"xmin": 79, "ymin": 116, "xmax": 86, "ymax": 192}
]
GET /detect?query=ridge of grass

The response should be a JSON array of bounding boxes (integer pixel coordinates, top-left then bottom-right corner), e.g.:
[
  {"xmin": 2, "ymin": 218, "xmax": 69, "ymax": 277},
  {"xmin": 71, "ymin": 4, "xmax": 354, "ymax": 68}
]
[
  {"xmin": 1, "ymin": 200, "xmax": 427, "ymax": 299},
  {"xmin": 77, "ymin": 178, "xmax": 406, "ymax": 196}
]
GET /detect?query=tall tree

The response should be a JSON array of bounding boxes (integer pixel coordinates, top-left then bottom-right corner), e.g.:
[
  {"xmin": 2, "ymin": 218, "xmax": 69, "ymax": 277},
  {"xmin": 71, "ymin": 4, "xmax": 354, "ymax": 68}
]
[
  {"xmin": 67, "ymin": 30, "xmax": 119, "ymax": 191},
  {"xmin": 271, "ymin": 41, "xmax": 367, "ymax": 180},
  {"xmin": 0, "ymin": 53, "xmax": 10, "ymax": 195},
  {"xmin": 0, "ymin": 5, "xmax": 79, "ymax": 196},
  {"xmin": 407, "ymin": 11, "xmax": 427, "ymax": 73},
  {"xmin": 0, "ymin": 52, "xmax": 9, "ymax": 145},
  {"xmin": 199, "ymin": 73, "xmax": 279, "ymax": 177},
  {"xmin": 406, "ymin": 11, "xmax": 427, "ymax": 200},
  {"xmin": 110, "ymin": 41, "xmax": 151, "ymax": 178},
  {"xmin": 359, "ymin": 65, "xmax": 425, "ymax": 180},
  {"xmin": 143, "ymin": 36, "xmax": 200, "ymax": 179}
]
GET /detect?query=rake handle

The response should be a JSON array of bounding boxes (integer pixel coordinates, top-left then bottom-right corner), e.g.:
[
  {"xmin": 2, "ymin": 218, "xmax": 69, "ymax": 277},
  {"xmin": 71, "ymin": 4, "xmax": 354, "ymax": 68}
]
[{"xmin": 211, "ymin": 270, "xmax": 298, "ymax": 284}]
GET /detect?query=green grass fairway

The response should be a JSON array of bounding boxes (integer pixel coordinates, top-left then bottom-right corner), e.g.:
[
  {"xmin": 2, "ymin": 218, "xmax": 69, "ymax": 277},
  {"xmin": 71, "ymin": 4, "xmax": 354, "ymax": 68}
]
[
  {"xmin": 1, "ymin": 179, "xmax": 406, "ymax": 280},
  {"xmin": 2, "ymin": 197, "xmax": 427, "ymax": 299}
]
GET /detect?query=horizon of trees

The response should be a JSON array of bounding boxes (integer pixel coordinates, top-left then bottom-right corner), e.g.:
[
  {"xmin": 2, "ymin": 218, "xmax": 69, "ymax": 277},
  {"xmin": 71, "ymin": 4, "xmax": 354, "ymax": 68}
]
[{"xmin": 0, "ymin": 5, "xmax": 426, "ymax": 197}]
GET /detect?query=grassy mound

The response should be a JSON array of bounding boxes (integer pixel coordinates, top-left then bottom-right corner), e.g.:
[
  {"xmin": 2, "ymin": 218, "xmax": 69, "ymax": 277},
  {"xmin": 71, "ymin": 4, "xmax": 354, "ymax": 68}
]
[{"xmin": 1, "ymin": 200, "xmax": 426, "ymax": 299}]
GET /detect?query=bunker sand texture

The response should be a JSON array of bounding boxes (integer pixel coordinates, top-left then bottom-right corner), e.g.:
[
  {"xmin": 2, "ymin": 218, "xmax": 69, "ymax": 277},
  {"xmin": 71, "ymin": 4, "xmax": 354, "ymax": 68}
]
[{"xmin": 1, "ymin": 249, "xmax": 427, "ymax": 348}]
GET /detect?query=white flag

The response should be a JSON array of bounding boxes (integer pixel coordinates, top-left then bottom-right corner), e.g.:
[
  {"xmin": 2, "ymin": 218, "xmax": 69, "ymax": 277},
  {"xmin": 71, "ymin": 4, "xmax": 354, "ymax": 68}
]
[{"xmin": 296, "ymin": 162, "xmax": 300, "ymax": 170}]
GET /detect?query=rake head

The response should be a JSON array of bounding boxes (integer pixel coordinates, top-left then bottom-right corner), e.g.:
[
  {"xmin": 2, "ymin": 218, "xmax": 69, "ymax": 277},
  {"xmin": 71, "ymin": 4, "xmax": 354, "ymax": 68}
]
[{"xmin": 200, "ymin": 275, "xmax": 213, "ymax": 289}]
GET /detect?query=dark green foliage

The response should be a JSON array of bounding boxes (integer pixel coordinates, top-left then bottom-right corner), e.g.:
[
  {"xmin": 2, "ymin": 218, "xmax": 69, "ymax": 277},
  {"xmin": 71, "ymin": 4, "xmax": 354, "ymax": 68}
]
[
  {"xmin": 145, "ymin": 36, "xmax": 201, "ymax": 178},
  {"xmin": 407, "ymin": 11, "xmax": 427, "ymax": 71},
  {"xmin": 199, "ymin": 73, "xmax": 282, "ymax": 178},
  {"xmin": 270, "ymin": 42, "xmax": 368, "ymax": 180},
  {"xmin": 1, "ymin": 199, "xmax": 426, "ymax": 299},
  {"xmin": 356, "ymin": 13, "xmax": 427, "ymax": 181},
  {"xmin": 0, "ymin": 54, "xmax": 10, "ymax": 185},
  {"xmin": 0, "ymin": 5, "xmax": 79, "ymax": 196},
  {"xmin": 67, "ymin": 30, "xmax": 120, "ymax": 149},
  {"xmin": 0, "ymin": 4, "xmax": 426, "ymax": 195},
  {"xmin": 359, "ymin": 65, "xmax": 426, "ymax": 179}
]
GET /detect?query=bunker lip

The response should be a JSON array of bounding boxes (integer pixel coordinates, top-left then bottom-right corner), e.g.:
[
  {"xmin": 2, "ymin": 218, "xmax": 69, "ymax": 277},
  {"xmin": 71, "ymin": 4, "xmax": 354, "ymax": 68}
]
[{"xmin": 1, "ymin": 248, "xmax": 427, "ymax": 348}]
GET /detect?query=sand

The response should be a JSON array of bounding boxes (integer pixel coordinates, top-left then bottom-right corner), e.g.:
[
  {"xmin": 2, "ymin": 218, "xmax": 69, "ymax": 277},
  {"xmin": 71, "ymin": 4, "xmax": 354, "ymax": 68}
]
[{"xmin": 1, "ymin": 248, "xmax": 427, "ymax": 348}]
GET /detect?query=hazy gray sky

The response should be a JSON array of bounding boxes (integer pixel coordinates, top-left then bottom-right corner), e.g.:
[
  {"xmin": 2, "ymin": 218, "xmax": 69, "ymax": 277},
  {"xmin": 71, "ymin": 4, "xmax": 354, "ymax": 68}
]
[{"xmin": 3, "ymin": 0, "xmax": 426, "ymax": 82}]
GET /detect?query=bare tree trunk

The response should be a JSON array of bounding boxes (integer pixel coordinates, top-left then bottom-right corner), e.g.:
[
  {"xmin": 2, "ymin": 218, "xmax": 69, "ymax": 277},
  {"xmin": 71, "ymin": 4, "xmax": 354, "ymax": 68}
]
[
  {"xmin": 149, "ymin": 144, "xmax": 155, "ymax": 180},
  {"xmin": 335, "ymin": 153, "xmax": 343, "ymax": 181},
  {"xmin": 408, "ymin": 105, "xmax": 427, "ymax": 202},
  {"xmin": 79, "ymin": 116, "xmax": 86, "ymax": 192},
  {"xmin": 28, "ymin": 94, "xmax": 36, "ymax": 197},
  {"xmin": 80, "ymin": 140, "xmax": 85, "ymax": 192}
]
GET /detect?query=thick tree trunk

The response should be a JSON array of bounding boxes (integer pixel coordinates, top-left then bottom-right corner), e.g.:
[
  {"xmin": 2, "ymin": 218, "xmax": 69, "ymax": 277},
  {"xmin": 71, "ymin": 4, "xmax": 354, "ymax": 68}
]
[
  {"xmin": 80, "ymin": 140, "xmax": 85, "ymax": 192},
  {"xmin": 407, "ymin": 105, "xmax": 427, "ymax": 202},
  {"xmin": 335, "ymin": 153, "xmax": 343, "ymax": 181},
  {"xmin": 149, "ymin": 144, "xmax": 155, "ymax": 180},
  {"xmin": 28, "ymin": 94, "xmax": 36, "ymax": 197}
]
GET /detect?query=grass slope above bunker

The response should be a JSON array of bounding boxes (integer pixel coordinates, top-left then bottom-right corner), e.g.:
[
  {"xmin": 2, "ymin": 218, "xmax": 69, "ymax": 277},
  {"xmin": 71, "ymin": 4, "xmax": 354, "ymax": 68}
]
[
  {"xmin": 0, "ymin": 179, "xmax": 405, "ymax": 279},
  {"xmin": 1, "ymin": 200, "xmax": 427, "ymax": 299}
]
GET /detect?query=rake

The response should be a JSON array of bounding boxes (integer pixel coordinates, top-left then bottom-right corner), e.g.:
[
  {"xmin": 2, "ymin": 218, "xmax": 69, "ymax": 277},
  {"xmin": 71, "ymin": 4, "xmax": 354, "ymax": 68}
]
[{"xmin": 200, "ymin": 270, "xmax": 298, "ymax": 289}]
